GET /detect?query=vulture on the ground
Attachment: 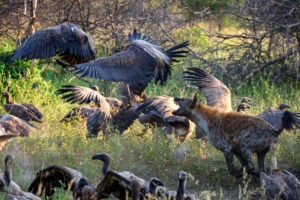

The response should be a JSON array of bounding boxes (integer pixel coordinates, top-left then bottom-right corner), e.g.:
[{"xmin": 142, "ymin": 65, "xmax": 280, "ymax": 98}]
[
  {"xmin": 91, "ymin": 153, "xmax": 163, "ymax": 199},
  {"xmin": 10, "ymin": 23, "xmax": 96, "ymax": 65},
  {"xmin": 2, "ymin": 91, "xmax": 43, "ymax": 123},
  {"xmin": 0, "ymin": 114, "xmax": 34, "ymax": 137},
  {"xmin": 72, "ymin": 29, "xmax": 189, "ymax": 98},
  {"xmin": 257, "ymin": 103, "xmax": 300, "ymax": 170},
  {"xmin": 260, "ymin": 169, "xmax": 300, "ymax": 200},
  {"xmin": 166, "ymin": 171, "xmax": 198, "ymax": 200},
  {"xmin": 137, "ymin": 96, "xmax": 194, "ymax": 142},
  {"xmin": 183, "ymin": 67, "xmax": 252, "ymax": 140},
  {"xmin": 28, "ymin": 165, "xmax": 85, "ymax": 199},
  {"xmin": 2, "ymin": 155, "xmax": 41, "ymax": 200}
]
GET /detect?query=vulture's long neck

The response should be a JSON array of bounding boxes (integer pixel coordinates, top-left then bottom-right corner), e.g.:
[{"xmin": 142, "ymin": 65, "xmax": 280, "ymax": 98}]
[
  {"xmin": 5, "ymin": 93, "xmax": 12, "ymax": 104},
  {"xmin": 102, "ymin": 158, "xmax": 110, "ymax": 176},
  {"xmin": 176, "ymin": 179, "xmax": 185, "ymax": 200},
  {"xmin": 4, "ymin": 162, "xmax": 12, "ymax": 188}
]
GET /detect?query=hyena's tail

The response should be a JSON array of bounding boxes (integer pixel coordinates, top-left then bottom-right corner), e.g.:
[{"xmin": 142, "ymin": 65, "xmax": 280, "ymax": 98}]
[{"xmin": 276, "ymin": 111, "xmax": 300, "ymax": 135}]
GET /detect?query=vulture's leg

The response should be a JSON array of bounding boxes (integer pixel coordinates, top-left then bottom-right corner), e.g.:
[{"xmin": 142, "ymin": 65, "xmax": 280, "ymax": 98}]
[{"xmin": 269, "ymin": 142, "xmax": 277, "ymax": 170}]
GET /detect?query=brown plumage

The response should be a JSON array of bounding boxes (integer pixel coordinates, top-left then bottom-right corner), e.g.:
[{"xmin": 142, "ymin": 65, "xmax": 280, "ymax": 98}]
[
  {"xmin": 0, "ymin": 133, "xmax": 17, "ymax": 151},
  {"xmin": 28, "ymin": 165, "xmax": 84, "ymax": 199},
  {"xmin": 10, "ymin": 23, "xmax": 95, "ymax": 65},
  {"xmin": 91, "ymin": 153, "xmax": 162, "ymax": 199},
  {"xmin": 2, "ymin": 155, "xmax": 41, "ymax": 200},
  {"xmin": 2, "ymin": 92, "xmax": 43, "ymax": 123},
  {"xmin": 0, "ymin": 114, "xmax": 33, "ymax": 137},
  {"xmin": 72, "ymin": 29, "xmax": 189, "ymax": 98},
  {"xmin": 173, "ymin": 95, "xmax": 300, "ymax": 177},
  {"xmin": 260, "ymin": 169, "xmax": 300, "ymax": 200},
  {"xmin": 137, "ymin": 96, "xmax": 194, "ymax": 142}
]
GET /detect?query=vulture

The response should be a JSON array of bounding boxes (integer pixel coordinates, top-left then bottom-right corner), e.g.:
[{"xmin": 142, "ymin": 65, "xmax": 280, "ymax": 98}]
[
  {"xmin": 58, "ymin": 85, "xmax": 114, "ymax": 123},
  {"xmin": 260, "ymin": 169, "xmax": 300, "ymax": 200},
  {"xmin": 10, "ymin": 23, "xmax": 96, "ymax": 65},
  {"xmin": 2, "ymin": 91, "xmax": 43, "ymax": 123},
  {"xmin": 91, "ymin": 153, "xmax": 164, "ymax": 199},
  {"xmin": 257, "ymin": 103, "xmax": 300, "ymax": 170},
  {"xmin": 166, "ymin": 171, "xmax": 198, "ymax": 200},
  {"xmin": 2, "ymin": 155, "xmax": 41, "ymax": 200},
  {"xmin": 0, "ymin": 114, "xmax": 34, "ymax": 137},
  {"xmin": 237, "ymin": 103, "xmax": 251, "ymax": 114},
  {"xmin": 28, "ymin": 165, "xmax": 85, "ymax": 199},
  {"xmin": 0, "ymin": 131, "xmax": 17, "ymax": 151},
  {"xmin": 137, "ymin": 96, "xmax": 194, "ymax": 142},
  {"xmin": 71, "ymin": 29, "xmax": 189, "ymax": 98},
  {"xmin": 183, "ymin": 67, "xmax": 252, "ymax": 139}
]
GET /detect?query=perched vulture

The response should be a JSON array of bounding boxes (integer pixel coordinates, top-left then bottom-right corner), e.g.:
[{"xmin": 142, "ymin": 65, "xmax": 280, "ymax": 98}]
[
  {"xmin": 0, "ymin": 114, "xmax": 34, "ymax": 137},
  {"xmin": 137, "ymin": 96, "xmax": 194, "ymax": 142},
  {"xmin": 166, "ymin": 171, "xmax": 198, "ymax": 200},
  {"xmin": 183, "ymin": 67, "xmax": 252, "ymax": 139},
  {"xmin": 2, "ymin": 91, "xmax": 43, "ymax": 123},
  {"xmin": 72, "ymin": 29, "xmax": 189, "ymax": 97},
  {"xmin": 236, "ymin": 103, "xmax": 251, "ymax": 114},
  {"xmin": 260, "ymin": 169, "xmax": 300, "ymax": 200},
  {"xmin": 2, "ymin": 155, "xmax": 41, "ymax": 200},
  {"xmin": 10, "ymin": 23, "xmax": 96, "ymax": 65},
  {"xmin": 91, "ymin": 153, "xmax": 163, "ymax": 199},
  {"xmin": 28, "ymin": 165, "xmax": 84, "ymax": 199},
  {"xmin": 257, "ymin": 103, "xmax": 300, "ymax": 170}
]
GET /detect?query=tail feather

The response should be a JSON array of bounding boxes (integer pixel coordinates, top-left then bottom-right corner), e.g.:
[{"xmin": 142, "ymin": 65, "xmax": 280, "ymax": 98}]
[{"xmin": 277, "ymin": 111, "xmax": 300, "ymax": 135}]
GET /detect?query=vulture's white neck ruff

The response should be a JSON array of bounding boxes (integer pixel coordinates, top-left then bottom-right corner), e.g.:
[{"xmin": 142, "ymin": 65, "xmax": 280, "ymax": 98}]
[{"xmin": 132, "ymin": 40, "xmax": 170, "ymax": 64}]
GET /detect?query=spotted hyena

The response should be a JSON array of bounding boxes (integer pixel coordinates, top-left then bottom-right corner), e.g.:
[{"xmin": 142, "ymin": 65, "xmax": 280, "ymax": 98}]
[{"xmin": 172, "ymin": 95, "xmax": 298, "ymax": 177}]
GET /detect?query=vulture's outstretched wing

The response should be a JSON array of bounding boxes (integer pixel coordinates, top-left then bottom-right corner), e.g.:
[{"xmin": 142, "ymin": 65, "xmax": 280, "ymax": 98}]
[
  {"xmin": 58, "ymin": 85, "xmax": 110, "ymax": 115},
  {"xmin": 137, "ymin": 96, "xmax": 187, "ymax": 124},
  {"xmin": 184, "ymin": 67, "xmax": 232, "ymax": 112},
  {"xmin": 11, "ymin": 23, "xmax": 95, "ymax": 64},
  {"xmin": 72, "ymin": 29, "xmax": 189, "ymax": 94},
  {"xmin": 28, "ymin": 165, "xmax": 83, "ymax": 198},
  {"xmin": 93, "ymin": 170, "xmax": 146, "ymax": 199}
]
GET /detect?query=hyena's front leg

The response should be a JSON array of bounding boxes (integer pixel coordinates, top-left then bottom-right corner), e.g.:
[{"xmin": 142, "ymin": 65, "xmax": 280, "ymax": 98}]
[{"xmin": 223, "ymin": 149, "xmax": 243, "ymax": 178}]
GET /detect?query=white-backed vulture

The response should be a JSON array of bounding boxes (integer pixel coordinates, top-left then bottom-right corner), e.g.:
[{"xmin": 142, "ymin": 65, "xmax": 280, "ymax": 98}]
[
  {"xmin": 0, "ymin": 114, "xmax": 34, "ymax": 137},
  {"xmin": 72, "ymin": 29, "xmax": 189, "ymax": 98},
  {"xmin": 10, "ymin": 23, "xmax": 96, "ymax": 65},
  {"xmin": 257, "ymin": 103, "xmax": 300, "ymax": 170},
  {"xmin": 2, "ymin": 91, "xmax": 43, "ymax": 123},
  {"xmin": 137, "ymin": 96, "xmax": 194, "ymax": 142},
  {"xmin": 260, "ymin": 169, "xmax": 300, "ymax": 200},
  {"xmin": 2, "ymin": 155, "xmax": 41, "ymax": 200},
  {"xmin": 91, "ymin": 153, "xmax": 163, "ymax": 199}
]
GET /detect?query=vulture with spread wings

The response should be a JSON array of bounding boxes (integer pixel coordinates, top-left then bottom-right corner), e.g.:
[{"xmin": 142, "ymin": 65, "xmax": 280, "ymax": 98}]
[
  {"xmin": 137, "ymin": 96, "xmax": 194, "ymax": 142},
  {"xmin": 28, "ymin": 165, "xmax": 85, "ymax": 199},
  {"xmin": 72, "ymin": 29, "xmax": 189, "ymax": 97},
  {"xmin": 10, "ymin": 23, "xmax": 96, "ymax": 65}
]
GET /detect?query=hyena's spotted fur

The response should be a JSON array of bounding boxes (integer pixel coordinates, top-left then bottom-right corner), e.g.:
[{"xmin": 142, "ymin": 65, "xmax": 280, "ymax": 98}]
[{"xmin": 173, "ymin": 95, "xmax": 298, "ymax": 178}]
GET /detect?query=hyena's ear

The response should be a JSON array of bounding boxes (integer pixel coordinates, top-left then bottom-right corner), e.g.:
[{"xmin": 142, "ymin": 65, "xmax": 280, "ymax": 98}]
[{"xmin": 191, "ymin": 94, "xmax": 198, "ymax": 108}]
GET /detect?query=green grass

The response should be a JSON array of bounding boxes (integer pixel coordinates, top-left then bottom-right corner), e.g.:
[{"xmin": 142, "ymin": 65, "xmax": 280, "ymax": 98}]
[{"xmin": 0, "ymin": 41, "xmax": 299, "ymax": 199}]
